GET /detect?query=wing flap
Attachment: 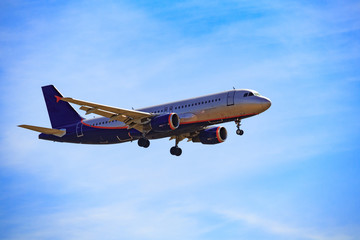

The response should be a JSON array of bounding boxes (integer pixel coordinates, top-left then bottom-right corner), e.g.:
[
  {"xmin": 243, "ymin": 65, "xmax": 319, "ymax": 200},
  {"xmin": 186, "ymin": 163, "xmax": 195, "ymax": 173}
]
[
  {"xmin": 79, "ymin": 106, "xmax": 127, "ymax": 121},
  {"xmin": 79, "ymin": 106, "xmax": 147, "ymax": 132},
  {"xmin": 18, "ymin": 125, "xmax": 66, "ymax": 137}
]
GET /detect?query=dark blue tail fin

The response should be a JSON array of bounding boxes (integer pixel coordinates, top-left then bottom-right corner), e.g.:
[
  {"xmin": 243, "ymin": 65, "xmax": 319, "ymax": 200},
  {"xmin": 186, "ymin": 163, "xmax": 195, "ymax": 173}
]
[{"xmin": 42, "ymin": 85, "xmax": 82, "ymax": 128}]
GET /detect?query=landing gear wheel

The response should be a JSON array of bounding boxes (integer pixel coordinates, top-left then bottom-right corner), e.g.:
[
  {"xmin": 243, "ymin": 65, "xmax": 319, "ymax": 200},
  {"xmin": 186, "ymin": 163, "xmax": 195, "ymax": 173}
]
[
  {"xmin": 170, "ymin": 136, "xmax": 183, "ymax": 156},
  {"xmin": 138, "ymin": 138, "xmax": 150, "ymax": 148},
  {"xmin": 143, "ymin": 139, "xmax": 150, "ymax": 148},
  {"xmin": 175, "ymin": 147, "xmax": 182, "ymax": 156},
  {"xmin": 170, "ymin": 146, "xmax": 182, "ymax": 156},
  {"xmin": 170, "ymin": 147, "xmax": 177, "ymax": 155},
  {"xmin": 236, "ymin": 129, "xmax": 244, "ymax": 135}
]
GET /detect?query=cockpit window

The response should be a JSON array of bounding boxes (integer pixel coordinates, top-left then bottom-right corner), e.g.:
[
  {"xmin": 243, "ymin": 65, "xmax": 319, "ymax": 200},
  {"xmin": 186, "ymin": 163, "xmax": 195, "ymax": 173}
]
[{"xmin": 244, "ymin": 91, "xmax": 261, "ymax": 97}]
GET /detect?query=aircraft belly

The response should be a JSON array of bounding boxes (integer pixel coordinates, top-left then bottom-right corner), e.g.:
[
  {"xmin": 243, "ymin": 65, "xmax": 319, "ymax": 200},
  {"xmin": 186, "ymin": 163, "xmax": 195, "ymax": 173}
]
[{"xmin": 194, "ymin": 106, "xmax": 236, "ymax": 122}]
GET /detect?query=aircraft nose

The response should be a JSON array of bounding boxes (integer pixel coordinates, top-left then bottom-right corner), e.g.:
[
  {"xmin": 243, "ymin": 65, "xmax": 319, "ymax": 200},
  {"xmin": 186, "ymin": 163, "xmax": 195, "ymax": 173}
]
[{"xmin": 260, "ymin": 97, "xmax": 271, "ymax": 111}]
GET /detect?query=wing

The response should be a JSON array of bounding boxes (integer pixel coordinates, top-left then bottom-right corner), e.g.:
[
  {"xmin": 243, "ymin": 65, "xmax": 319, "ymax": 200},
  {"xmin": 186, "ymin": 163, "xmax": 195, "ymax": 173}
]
[
  {"xmin": 18, "ymin": 124, "xmax": 66, "ymax": 137},
  {"xmin": 60, "ymin": 97, "xmax": 153, "ymax": 132}
]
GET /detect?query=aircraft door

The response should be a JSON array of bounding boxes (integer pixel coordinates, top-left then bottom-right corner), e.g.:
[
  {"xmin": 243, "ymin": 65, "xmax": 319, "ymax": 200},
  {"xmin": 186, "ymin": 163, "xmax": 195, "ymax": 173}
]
[
  {"xmin": 76, "ymin": 122, "xmax": 84, "ymax": 137},
  {"xmin": 227, "ymin": 90, "xmax": 235, "ymax": 106}
]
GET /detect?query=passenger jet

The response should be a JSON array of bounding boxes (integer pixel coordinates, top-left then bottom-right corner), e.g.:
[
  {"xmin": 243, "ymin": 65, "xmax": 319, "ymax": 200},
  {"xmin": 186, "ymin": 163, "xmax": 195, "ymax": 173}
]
[{"xmin": 19, "ymin": 85, "xmax": 271, "ymax": 156}]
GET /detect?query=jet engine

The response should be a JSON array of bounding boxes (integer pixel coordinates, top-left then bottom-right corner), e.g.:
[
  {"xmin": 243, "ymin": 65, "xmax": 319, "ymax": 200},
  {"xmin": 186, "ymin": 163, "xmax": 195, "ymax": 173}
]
[
  {"xmin": 192, "ymin": 126, "xmax": 227, "ymax": 144},
  {"xmin": 151, "ymin": 113, "xmax": 180, "ymax": 132}
]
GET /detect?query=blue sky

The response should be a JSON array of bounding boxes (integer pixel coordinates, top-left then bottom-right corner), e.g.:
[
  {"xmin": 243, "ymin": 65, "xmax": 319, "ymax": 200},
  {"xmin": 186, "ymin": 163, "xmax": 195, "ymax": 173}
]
[{"xmin": 1, "ymin": 0, "xmax": 360, "ymax": 239}]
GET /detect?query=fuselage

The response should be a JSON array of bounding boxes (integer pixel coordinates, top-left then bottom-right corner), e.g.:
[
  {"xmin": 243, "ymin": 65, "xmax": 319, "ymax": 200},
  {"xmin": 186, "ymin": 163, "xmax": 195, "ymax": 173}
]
[{"xmin": 39, "ymin": 89, "xmax": 271, "ymax": 144}]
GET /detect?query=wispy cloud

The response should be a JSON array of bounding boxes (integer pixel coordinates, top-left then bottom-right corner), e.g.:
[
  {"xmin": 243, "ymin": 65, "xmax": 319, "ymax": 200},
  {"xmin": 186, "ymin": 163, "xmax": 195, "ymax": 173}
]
[
  {"xmin": 216, "ymin": 208, "xmax": 356, "ymax": 240},
  {"xmin": 1, "ymin": 0, "xmax": 360, "ymax": 240}
]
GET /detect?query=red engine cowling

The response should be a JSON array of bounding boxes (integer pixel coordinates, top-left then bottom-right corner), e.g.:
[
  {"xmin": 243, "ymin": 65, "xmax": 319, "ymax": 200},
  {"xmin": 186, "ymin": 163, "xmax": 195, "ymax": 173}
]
[
  {"xmin": 151, "ymin": 113, "xmax": 180, "ymax": 132},
  {"xmin": 192, "ymin": 126, "xmax": 227, "ymax": 144}
]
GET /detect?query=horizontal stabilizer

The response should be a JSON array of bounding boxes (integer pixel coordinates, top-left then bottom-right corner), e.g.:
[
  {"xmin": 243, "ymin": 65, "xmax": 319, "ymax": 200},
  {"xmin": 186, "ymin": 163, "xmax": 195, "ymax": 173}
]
[{"xmin": 18, "ymin": 125, "xmax": 66, "ymax": 137}]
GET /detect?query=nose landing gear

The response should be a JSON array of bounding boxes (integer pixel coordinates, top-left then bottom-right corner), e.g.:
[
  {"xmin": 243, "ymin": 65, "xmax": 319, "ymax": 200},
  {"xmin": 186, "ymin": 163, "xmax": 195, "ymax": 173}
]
[{"xmin": 235, "ymin": 119, "xmax": 244, "ymax": 135}]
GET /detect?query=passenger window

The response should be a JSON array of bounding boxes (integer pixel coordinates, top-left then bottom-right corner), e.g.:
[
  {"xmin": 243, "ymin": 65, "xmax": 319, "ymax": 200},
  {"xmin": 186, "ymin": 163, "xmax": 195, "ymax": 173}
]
[
  {"xmin": 249, "ymin": 92, "xmax": 254, "ymax": 96},
  {"xmin": 244, "ymin": 93, "xmax": 248, "ymax": 97}
]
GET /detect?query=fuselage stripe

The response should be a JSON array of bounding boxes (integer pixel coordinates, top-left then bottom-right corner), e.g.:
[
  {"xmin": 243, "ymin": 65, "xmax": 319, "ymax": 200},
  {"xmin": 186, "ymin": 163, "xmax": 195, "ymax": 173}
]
[
  {"xmin": 180, "ymin": 113, "xmax": 256, "ymax": 125},
  {"xmin": 80, "ymin": 113, "xmax": 256, "ymax": 130},
  {"xmin": 81, "ymin": 120, "xmax": 128, "ymax": 129}
]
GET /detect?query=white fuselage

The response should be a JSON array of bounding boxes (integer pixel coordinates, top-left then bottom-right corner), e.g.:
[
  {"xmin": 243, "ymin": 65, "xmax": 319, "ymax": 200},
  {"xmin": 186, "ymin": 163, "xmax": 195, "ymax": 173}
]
[{"xmin": 82, "ymin": 89, "xmax": 271, "ymax": 128}]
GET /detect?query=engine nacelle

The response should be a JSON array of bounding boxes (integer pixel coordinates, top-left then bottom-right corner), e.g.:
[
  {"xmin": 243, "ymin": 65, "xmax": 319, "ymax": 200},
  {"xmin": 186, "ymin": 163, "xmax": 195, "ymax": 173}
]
[
  {"xmin": 192, "ymin": 126, "xmax": 227, "ymax": 144},
  {"xmin": 151, "ymin": 113, "xmax": 180, "ymax": 132}
]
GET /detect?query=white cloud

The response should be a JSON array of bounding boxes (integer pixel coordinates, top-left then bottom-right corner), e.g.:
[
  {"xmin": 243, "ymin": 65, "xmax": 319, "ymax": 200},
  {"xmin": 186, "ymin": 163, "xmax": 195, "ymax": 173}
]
[
  {"xmin": 1, "ymin": 0, "xmax": 360, "ymax": 240},
  {"xmin": 216, "ymin": 209, "xmax": 356, "ymax": 240}
]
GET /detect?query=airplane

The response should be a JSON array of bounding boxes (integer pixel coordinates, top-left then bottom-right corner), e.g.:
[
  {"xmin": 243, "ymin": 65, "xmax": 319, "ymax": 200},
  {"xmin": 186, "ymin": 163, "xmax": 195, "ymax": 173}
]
[{"xmin": 18, "ymin": 85, "xmax": 271, "ymax": 156}]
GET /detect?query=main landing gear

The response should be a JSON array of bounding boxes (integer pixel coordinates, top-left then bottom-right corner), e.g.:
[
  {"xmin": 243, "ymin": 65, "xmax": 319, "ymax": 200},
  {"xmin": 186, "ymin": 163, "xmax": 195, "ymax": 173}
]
[
  {"xmin": 138, "ymin": 137, "xmax": 150, "ymax": 148},
  {"xmin": 170, "ymin": 137, "xmax": 182, "ymax": 156},
  {"xmin": 235, "ymin": 119, "xmax": 244, "ymax": 136},
  {"xmin": 170, "ymin": 146, "xmax": 182, "ymax": 156}
]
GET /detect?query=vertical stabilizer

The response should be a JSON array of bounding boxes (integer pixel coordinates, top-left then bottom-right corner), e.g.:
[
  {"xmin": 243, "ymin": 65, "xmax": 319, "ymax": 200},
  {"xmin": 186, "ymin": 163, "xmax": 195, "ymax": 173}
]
[{"xmin": 42, "ymin": 85, "xmax": 82, "ymax": 128}]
